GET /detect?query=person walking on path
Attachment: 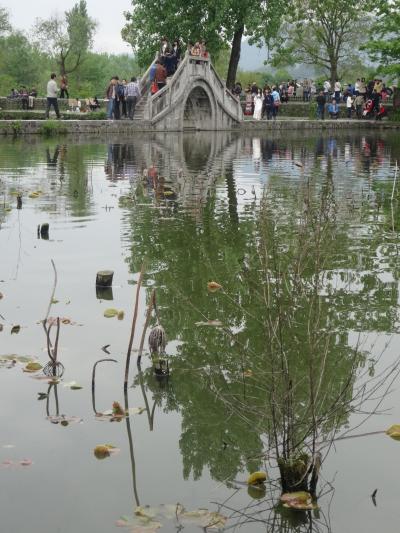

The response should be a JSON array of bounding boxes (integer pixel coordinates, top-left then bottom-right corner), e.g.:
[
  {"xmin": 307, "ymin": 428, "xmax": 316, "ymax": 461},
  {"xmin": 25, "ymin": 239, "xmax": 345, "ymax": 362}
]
[
  {"xmin": 45, "ymin": 73, "xmax": 60, "ymax": 119},
  {"xmin": 126, "ymin": 77, "xmax": 140, "ymax": 119}
]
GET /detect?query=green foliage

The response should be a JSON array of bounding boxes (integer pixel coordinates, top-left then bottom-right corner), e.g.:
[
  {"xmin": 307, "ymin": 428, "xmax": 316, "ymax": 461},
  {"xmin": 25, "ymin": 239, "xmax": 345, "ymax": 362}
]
[
  {"xmin": 34, "ymin": 0, "xmax": 97, "ymax": 76},
  {"xmin": 363, "ymin": 0, "xmax": 400, "ymax": 79},
  {"xmin": 270, "ymin": 0, "xmax": 371, "ymax": 83}
]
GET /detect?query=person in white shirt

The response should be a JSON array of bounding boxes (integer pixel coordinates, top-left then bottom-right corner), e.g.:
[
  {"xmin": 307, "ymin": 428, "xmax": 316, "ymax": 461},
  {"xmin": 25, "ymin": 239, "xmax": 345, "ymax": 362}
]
[
  {"xmin": 346, "ymin": 95, "xmax": 353, "ymax": 118},
  {"xmin": 46, "ymin": 73, "xmax": 60, "ymax": 119},
  {"xmin": 323, "ymin": 80, "xmax": 331, "ymax": 96},
  {"xmin": 334, "ymin": 80, "xmax": 341, "ymax": 101}
]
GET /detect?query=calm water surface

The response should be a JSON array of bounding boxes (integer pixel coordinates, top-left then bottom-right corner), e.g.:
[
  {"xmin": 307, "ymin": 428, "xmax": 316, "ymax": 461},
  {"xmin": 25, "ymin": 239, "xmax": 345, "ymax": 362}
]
[{"xmin": 1, "ymin": 131, "xmax": 400, "ymax": 533}]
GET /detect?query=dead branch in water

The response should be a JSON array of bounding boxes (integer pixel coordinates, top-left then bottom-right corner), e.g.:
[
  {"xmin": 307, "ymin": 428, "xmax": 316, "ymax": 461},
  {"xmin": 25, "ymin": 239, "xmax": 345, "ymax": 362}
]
[{"xmin": 124, "ymin": 264, "xmax": 145, "ymax": 392}]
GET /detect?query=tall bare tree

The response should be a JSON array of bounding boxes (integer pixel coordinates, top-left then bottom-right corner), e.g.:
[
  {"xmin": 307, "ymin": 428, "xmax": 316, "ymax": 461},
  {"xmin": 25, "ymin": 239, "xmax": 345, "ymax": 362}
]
[{"xmin": 34, "ymin": 0, "xmax": 97, "ymax": 76}]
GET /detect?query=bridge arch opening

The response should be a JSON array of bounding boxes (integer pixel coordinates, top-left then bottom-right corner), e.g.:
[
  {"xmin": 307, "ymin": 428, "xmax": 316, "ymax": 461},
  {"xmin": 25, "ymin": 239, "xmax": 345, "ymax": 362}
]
[{"xmin": 183, "ymin": 86, "xmax": 215, "ymax": 130}]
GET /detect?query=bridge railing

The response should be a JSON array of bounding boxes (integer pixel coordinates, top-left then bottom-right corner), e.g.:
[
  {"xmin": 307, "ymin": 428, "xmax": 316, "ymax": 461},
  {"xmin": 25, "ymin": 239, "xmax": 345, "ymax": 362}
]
[{"xmin": 138, "ymin": 54, "xmax": 158, "ymax": 98}]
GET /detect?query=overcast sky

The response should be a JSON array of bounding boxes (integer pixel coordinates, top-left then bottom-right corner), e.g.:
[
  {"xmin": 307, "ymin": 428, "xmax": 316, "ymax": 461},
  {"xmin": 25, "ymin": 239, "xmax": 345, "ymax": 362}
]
[{"xmin": 2, "ymin": 0, "xmax": 133, "ymax": 54}]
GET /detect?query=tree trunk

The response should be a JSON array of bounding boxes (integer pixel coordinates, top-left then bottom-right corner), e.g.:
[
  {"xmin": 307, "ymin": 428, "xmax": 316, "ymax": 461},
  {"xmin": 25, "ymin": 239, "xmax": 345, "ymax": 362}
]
[
  {"xmin": 330, "ymin": 57, "xmax": 338, "ymax": 90},
  {"xmin": 226, "ymin": 24, "xmax": 244, "ymax": 90}
]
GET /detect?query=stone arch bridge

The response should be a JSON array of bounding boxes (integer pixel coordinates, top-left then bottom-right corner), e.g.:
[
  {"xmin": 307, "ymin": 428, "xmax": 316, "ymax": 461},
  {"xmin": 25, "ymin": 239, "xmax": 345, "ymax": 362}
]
[{"xmin": 133, "ymin": 54, "xmax": 243, "ymax": 131}]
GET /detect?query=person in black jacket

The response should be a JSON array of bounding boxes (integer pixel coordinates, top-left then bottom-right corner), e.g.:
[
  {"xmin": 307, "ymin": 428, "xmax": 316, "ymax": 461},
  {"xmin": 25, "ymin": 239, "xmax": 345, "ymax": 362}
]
[{"xmin": 316, "ymin": 91, "xmax": 326, "ymax": 120}]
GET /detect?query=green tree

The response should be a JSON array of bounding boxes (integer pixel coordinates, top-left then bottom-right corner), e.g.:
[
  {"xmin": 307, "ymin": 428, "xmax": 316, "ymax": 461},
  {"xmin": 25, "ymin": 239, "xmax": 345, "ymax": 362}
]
[
  {"xmin": 1, "ymin": 32, "xmax": 42, "ymax": 87},
  {"xmin": 122, "ymin": 0, "xmax": 282, "ymax": 89},
  {"xmin": 34, "ymin": 0, "xmax": 97, "ymax": 77},
  {"xmin": 270, "ymin": 0, "xmax": 370, "ymax": 85},
  {"xmin": 363, "ymin": 0, "xmax": 400, "ymax": 79}
]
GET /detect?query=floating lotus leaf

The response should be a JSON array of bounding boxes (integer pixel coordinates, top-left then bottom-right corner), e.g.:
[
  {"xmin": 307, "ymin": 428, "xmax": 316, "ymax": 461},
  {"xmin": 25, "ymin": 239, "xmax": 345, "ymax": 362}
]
[
  {"xmin": 386, "ymin": 424, "xmax": 400, "ymax": 440},
  {"xmin": 207, "ymin": 281, "xmax": 222, "ymax": 292},
  {"xmin": 112, "ymin": 401, "xmax": 126, "ymax": 417},
  {"xmin": 93, "ymin": 445, "xmax": 111, "ymax": 459},
  {"xmin": 247, "ymin": 471, "xmax": 268, "ymax": 485},
  {"xmin": 63, "ymin": 381, "xmax": 83, "ymax": 390},
  {"xmin": 23, "ymin": 362, "xmax": 43, "ymax": 373},
  {"xmin": 94, "ymin": 444, "xmax": 120, "ymax": 460},
  {"xmin": 104, "ymin": 308, "xmax": 119, "ymax": 318},
  {"xmin": 280, "ymin": 491, "xmax": 317, "ymax": 510},
  {"xmin": 195, "ymin": 320, "xmax": 223, "ymax": 327},
  {"xmin": 248, "ymin": 484, "xmax": 266, "ymax": 499}
]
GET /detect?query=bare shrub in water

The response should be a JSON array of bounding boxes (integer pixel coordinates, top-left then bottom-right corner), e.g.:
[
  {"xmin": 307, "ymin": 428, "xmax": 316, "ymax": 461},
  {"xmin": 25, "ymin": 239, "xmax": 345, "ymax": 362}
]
[{"xmin": 209, "ymin": 174, "xmax": 400, "ymax": 497}]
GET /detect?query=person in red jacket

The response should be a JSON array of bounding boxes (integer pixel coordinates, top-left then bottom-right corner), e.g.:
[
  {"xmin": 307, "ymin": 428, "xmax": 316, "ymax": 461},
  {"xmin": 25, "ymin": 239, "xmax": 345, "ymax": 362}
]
[{"xmin": 154, "ymin": 60, "xmax": 167, "ymax": 91}]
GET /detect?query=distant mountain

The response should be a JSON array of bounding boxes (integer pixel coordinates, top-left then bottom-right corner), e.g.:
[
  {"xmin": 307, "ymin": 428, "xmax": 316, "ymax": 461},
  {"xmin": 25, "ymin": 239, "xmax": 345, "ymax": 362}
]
[
  {"xmin": 238, "ymin": 40, "xmax": 318, "ymax": 78},
  {"xmin": 239, "ymin": 41, "xmax": 268, "ymax": 71}
]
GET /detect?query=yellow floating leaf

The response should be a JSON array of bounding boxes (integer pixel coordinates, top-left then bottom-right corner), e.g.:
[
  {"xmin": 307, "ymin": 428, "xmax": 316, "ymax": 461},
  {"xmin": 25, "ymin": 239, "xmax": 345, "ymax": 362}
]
[
  {"xmin": 386, "ymin": 424, "xmax": 400, "ymax": 441},
  {"xmin": 23, "ymin": 362, "xmax": 43, "ymax": 373},
  {"xmin": 104, "ymin": 308, "xmax": 119, "ymax": 318},
  {"xmin": 207, "ymin": 281, "xmax": 222, "ymax": 292},
  {"xmin": 117, "ymin": 310, "xmax": 125, "ymax": 321},
  {"xmin": 247, "ymin": 471, "xmax": 267, "ymax": 485}
]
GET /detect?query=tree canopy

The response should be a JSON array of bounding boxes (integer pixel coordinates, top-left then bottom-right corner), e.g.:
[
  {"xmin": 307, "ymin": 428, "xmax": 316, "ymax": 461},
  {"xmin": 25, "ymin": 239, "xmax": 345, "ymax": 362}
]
[
  {"xmin": 122, "ymin": 0, "xmax": 282, "ymax": 88},
  {"xmin": 363, "ymin": 0, "xmax": 400, "ymax": 79},
  {"xmin": 269, "ymin": 0, "xmax": 370, "ymax": 84}
]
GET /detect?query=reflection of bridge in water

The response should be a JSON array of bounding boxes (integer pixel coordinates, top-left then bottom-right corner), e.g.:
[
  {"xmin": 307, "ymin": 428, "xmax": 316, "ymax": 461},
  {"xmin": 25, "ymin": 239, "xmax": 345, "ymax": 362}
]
[
  {"xmin": 134, "ymin": 55, "xmax": 243, "ymax": 131},
  {"xmin": 138, "ymin": 132, "xmax": 242, "ymax": 218}
]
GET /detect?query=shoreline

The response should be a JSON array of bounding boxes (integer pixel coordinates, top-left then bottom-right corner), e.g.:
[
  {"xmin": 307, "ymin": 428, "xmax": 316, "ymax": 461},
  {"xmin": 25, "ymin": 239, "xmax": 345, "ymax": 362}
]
[{"xmin": 0, "ymin": 118, "xmax": 399, "ymax": 136}]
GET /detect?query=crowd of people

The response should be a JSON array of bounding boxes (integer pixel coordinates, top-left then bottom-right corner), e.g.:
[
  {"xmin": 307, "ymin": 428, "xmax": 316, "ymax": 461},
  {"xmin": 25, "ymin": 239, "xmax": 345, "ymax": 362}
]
[
  {"xmin": 106, "ymin": 37, "xmax": 209, "ymax": 120},
  {"xmin": 233, "ymin": 76, "xmax": 393, "ymax": 121},
  {"xmin": 148, "ymin": 38, "xmax": 208, "ymax": 95},
  {"xmin": 7, "ymin": 86, "xmax": 38, "ymax": 109},
  {"xmin": 316, "ymin": 78, "xmax": 393, "ymax": 120},
  {"xmin": 105, "ymin": 76, "xmax": 141, "ymax": 120}
]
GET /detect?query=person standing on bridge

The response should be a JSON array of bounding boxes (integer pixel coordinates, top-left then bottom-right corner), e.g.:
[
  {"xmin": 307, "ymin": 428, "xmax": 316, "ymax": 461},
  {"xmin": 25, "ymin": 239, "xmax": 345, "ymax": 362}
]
[
  {"xmin": 126, "ymin": 77, "xmax": 140, "ymax": 119},
  {"xmin": 155, "ymin": 60, "xmax": 167, "ymax": 91}
]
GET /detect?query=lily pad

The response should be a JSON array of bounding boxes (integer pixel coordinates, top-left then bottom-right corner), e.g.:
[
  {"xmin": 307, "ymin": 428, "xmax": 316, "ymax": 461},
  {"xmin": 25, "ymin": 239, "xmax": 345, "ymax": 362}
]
[{"xmin": 104, "ymin": 308, "xmax": 119, "ymax": 318}]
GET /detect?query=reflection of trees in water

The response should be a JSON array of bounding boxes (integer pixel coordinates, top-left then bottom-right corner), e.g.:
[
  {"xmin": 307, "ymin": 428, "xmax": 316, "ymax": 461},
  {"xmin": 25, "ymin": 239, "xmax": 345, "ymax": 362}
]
[{"xmin": 126, "ymin": 134, "xmax": 400, "ymax": 510}]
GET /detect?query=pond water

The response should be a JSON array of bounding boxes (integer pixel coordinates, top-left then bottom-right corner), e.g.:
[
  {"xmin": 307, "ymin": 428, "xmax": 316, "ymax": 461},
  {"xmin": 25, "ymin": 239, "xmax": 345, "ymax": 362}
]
[{"xmin": 1, "ymin": 130, "xmax": 400, "ymax": 533}]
